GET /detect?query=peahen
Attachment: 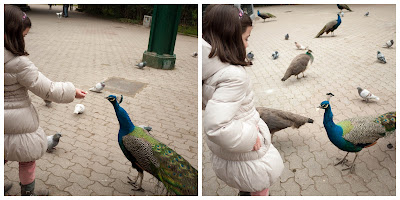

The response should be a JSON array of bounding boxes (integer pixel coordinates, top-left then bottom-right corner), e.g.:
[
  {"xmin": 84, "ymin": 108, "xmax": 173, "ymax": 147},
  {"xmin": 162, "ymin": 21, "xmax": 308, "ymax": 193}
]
[
  {"xmin": 318, "ymin": 98, "xmax": 395, "ymax": 173},
  {"xmin": 256, "ymin": 107, "xmax": 313, "ymax": 139},
  {"xmin": 315, "ymin": 14, "xmax": 342, "ymax": 38},
  {"xmin": 106, "ymin": 95, "xmax": 198, "ymax": 195},
  {"xmin": 281, "ymin": 50, "xmax": 314, "ymax": 81},
  {"xmin": 337, "ymin": 4, "xmax": 352, "ymax": 12},
  {"xmin": 257, "ymin": 10, "xmax": 276, "ymax": 22}
]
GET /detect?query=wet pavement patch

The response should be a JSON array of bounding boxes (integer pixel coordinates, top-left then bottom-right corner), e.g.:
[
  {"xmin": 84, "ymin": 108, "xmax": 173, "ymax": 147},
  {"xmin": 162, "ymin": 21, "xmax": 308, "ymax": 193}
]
[{"xmin": 103, "ymin": 77, "xmax": 147, "ymax": 97}]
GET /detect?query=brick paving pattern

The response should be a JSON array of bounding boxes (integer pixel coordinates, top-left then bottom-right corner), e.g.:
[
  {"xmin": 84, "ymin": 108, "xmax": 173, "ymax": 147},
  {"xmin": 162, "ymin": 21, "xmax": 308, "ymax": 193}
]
[
  {"xmin": 5, "ymin": 4, "xmax": 198, "ymax": 196},
  {"xmin": 202, "ymin": 4, "xmax": 395, "ymax": 196}
]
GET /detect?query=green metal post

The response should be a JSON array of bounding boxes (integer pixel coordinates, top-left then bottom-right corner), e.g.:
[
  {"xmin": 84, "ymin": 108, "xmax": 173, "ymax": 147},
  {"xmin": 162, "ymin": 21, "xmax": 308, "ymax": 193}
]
[{"xmin": 142, "ymin": 5, "xmax": 182, "ymax": 70}]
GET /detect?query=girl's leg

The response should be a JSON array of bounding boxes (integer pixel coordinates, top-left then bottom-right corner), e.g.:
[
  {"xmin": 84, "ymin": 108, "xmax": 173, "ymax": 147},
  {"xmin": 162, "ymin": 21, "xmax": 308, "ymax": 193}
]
[
  {"xmin": 19, "ymin": 161, "xmax": 36, "ymax": 185},
  {"xmin": 250, "ymin": 188, "xmax": 269, "ymax": 196}
]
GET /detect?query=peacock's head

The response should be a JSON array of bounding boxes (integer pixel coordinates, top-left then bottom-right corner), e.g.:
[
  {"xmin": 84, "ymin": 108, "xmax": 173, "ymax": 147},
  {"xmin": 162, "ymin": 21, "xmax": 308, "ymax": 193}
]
[
  {"xmin": 318, "ymin": 101, "xmax": 330, "ymax": 110},
  {"xmin": 105, "ymin": 95, "xmax": 123, "ymax": 105}
]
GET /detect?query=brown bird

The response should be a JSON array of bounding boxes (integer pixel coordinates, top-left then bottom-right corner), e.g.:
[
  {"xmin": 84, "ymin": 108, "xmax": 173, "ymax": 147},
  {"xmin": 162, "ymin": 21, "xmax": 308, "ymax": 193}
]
[
  {"xmin": 257, "ymin": 107, "xmax": 314, "ymax": 139},
  {"xmin": 281, "ymin": 50, "xmax": 314, "ymax": 81}
]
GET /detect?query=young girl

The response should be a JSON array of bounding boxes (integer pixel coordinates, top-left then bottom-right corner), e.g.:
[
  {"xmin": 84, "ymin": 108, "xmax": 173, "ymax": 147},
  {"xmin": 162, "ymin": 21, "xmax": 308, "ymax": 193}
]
[
  {"xmin": 202, "ymin": 5, "xmax": 284, "ymax": 196},
  {"xmin": 4, "ymin": 5, "xmax": 87, "ymax": 196}
]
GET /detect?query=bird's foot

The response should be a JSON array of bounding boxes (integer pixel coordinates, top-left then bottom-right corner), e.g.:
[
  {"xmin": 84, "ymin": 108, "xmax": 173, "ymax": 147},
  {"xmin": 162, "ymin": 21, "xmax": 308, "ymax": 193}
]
[
  {"xmin": 127, "ymin": 176, "xmax": 144, "ymax": 192},
  {"xmin": 341, "ymin": 163, "xmax": 356, "ymax": 173},
  {"xmin": 334, "ymin": 158, "xmax": 348, "ymax": 166}
]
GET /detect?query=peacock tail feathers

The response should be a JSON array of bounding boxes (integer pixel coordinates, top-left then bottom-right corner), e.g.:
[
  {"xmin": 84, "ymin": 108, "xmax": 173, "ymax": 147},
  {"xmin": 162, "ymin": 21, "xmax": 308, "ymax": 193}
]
[
  {"xmin": 375, "ymin": 111, "xmax": 396, "ymax": 134},
  {"xmin": 316, "ymin": 25, "xmax": 326, "ymax": 38},
  {"xmin": 123, "ymin": 126, "xmax": 198, "ymax": 195}
]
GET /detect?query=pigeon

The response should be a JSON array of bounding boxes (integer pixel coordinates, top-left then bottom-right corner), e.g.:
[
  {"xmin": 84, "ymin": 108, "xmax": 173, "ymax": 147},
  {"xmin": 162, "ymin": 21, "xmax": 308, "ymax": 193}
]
[
  {"xmin": 136, "ymin": 61, "xmax": 147, "ymax": 69},
  {"xmin": 47, "ymin": 133, "xmax": 62, "ymax": 152},
  {"xmin": 326, "ymin": 93, "xmax": 335, "ymax": 101},
  {"xmin": 272, "ymin": 51, "xmax": 279, "ymax": 60},
  {"xmin": 74, "ymin": 104, "xmax": 85, "ymax": 114},
  {"xmin": 44, "ymin": 100, "xmax": 52, "ymax": 107},
  {"xmin": 377, "ymin": 51, "xmax": 386, "ymax": 63},
  {"xmin": 357, "ymin": 87, "xmax": 380, "ymax": 102},
  {"xmin": 384, "ymin": 40, "xmax": 394, "ymax": 48},
  {"xmin": 365, "ymin": 11, "xmax": 369, "ymax": 17},
  {"xmin": 139, "ymin": 125, "xmax": 152, "ymax": 133},
  {"xmin": 56, "ymin": 12, "xmax": 62, "ymax": 19},
  {"xmin": 341, "ymin": 11, "xmax": 344, "ymax": 17},
  {"xmin": 295, "ymin": 42, "xmax": 308, "ymax": 50},
  {"xmin": 247, "ymin": 51, "xmax": 254, "ymax": 61},
  {"xmin": 191, "ymin": 52, "xmax": 198, "ymax": 58},
  {"xmin": 89, "ymin": 82, "xmax": 105, "ymax": 93},
  {"xmin": 285, "ymin": 34, "xmax": 289, "ymax": 40}
]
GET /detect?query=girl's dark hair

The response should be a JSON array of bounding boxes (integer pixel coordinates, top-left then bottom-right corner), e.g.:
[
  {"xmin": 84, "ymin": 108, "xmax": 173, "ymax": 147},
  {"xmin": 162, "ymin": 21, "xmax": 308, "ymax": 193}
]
[
  {"xmin": 241, "ymin": 13, "xmax": 252, "ymax": 34},
  {"xmin": 5, "ymin": 5, "xmax": 29, "ymax": 56},
  {"xmin": 203, "ymin": 5, "xmax": 251, "ymax": 66}
]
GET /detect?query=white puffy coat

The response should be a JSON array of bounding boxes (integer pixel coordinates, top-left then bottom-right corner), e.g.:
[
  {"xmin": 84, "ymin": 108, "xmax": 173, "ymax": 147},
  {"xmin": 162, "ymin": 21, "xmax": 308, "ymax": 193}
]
[
  {"xmin": 4, "ymin": 48, "xmax": 76, "ymax": 162},
  {"xmin": 202, "ymin": 39, "xmax": 284, "ymax": 192}
]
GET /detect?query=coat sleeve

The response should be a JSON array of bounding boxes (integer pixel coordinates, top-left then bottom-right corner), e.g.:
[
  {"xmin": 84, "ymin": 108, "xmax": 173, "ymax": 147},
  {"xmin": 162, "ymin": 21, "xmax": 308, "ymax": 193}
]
[
  {"xmin": 204, "ymin": 72, "xmax": 258, "ymax": 153},
  {"xmin": 16, "ymin": 57, "xmax": 76, "ymax": 103}
]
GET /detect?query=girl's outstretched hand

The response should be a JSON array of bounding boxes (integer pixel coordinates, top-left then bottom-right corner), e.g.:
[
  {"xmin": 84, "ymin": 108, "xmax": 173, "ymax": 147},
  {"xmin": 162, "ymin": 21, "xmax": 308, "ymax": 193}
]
[
  {"xmin": 252, "ymin": 136, "xmax": 261, "ymax": 151},
  {"xmin": 75, "ymin": 88, "xmax": 87, "ymax": 99}
]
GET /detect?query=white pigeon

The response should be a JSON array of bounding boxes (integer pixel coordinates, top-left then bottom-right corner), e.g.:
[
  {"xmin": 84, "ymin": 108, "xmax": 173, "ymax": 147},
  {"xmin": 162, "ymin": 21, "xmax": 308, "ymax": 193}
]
[
  {"xmin": 357, "ymin": 87, "xmax": 380, "ymax": 102},
  {"xmin": 295, "ymin": 42, "xmax": 308, "ymax": 50},
  {"xmin": 74, "ymin": 104, "xmax": 85, "ymax": 114},
  {"xmin": 191, "ymin": 52, "xmax": 198, "ymax": 58},
  {"xmin": 341, "ymin": 11, "xmax": 344, "ymax": 17},
  {"xmin": 384, "ymin": 40, "xmax": 394, "ymax": 48},
  {"xmin": 89, "ymin": 82, "xmax": 105, "ymax": 93},
  {"xmin": 47, "ymin": 133, "xmax": 62, "ymax": 152},
  {"xmin": 56, "ymin": 12, "xmax": 62, "ymax": 19}
]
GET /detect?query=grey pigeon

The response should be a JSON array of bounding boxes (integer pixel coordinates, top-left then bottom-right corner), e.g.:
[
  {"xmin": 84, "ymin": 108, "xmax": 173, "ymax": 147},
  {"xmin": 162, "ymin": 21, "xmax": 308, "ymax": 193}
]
[
  {"xmin": 326, "ymin": 93, "xmax": 335, "ymax": 101},
  {"xmin": 47, "ymin": 133, "xmax": 62, "ymax": 152},
  {"xmin": 44, "ymin": 100, "xmax": 52, "ymax": 107},
  {"xmin": 285, "ymin": 34, "xmax": 289, "ymax": 40},
  {"xmin": 89, "ymin": 82, "xmax": 105, "ymax": 93},
  {"xmin": 56, "ymin": 12, "xmax": 62, "ymax": 19},
  {"xmin": 364, "ymin": 11, "xmax": 369, "ymax": 16},
  {"xmin": 384, "ymin": 40, "xmax": 394, "ymax": 48},
  {"xmin": 377, "ymin": 51, "xmax": 386, "ymax": 63},
  {"xmin": 247, "ymin": 51, "xmax": 254, "ymax": 61},
  {"xmin": 357, "ymin": 87, "xmax": 379, "ymax": 102},
  {"xmin": 272, "ymin": 51, "xmax": 279, "ymax": 60},
  {"xmin": 191, "ymin": 52, "xmax": 198, "ymax": 58},
  {"xmin": 136, "ymin": 61, "xmax": 147, "ymax": 69},
  {"xmin": 139, "ymin": 125, "xmax": 152, "ymax": 132}
]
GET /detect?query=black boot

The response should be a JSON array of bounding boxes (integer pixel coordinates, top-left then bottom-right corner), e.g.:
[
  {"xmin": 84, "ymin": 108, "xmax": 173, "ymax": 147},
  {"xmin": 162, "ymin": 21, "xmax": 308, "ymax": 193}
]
[
  {"xmin": 4, "ymin": 182, "xmax": 13, "ymax": 195},
  {"xmin": 20, "ymin": 180, "xmax": 49, "ymax": 196},
  {"xmin": 238, "ymin": 191, "xmax": 251, "ymax": 196}
]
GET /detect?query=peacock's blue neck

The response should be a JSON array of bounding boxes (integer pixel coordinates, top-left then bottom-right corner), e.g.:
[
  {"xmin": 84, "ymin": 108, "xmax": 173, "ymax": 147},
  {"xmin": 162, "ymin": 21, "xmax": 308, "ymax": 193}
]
[
  {"xmin": 323, "ymin": 106, "xmax": 346, "ymax": 148},
  {"xmin": 112, "ymin": 103, "xmax": 135, "ymax": 143},
  {"xmin": 337, "ymin": 15, "xmax": 342, "ymax": 25}
]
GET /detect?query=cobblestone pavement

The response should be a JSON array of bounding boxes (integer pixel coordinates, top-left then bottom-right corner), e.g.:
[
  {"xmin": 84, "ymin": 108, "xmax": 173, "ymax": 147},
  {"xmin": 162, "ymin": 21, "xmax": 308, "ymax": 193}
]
[
  {"xmin": 4, "ymin": 4, "xmax": 198, "ymax": 196},
  {"xmin": 202, "ymin": 4, "xmax": 396, "ymax": 196}
]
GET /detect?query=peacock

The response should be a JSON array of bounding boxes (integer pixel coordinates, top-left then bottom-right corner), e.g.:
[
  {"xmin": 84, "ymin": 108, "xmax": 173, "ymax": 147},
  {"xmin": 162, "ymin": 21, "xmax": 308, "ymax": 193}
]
[
  {"xmin": 257, "ymin": 10, "xmax": 276, "ymax": 22},
  {"xmin": 281, "ymin": 50, "xmax": 314, "ymax": 81},
  {"xmin": 315, "ymin": 14, "xmax": 341, "ymax": 38},
  {"xmin": 318, "ymin": 97, "xmax": 396, "ymax": 173},
  {"xmin": 256, "ymin": 107, "xmax": 313, "ymax": 140},
  {"xmin": 106, "ymin": 95, "xmax": 198, "ymax": 195},
  {"xmin": 337, "ymin": 4, "xmax": 352, "ymax": 12}
]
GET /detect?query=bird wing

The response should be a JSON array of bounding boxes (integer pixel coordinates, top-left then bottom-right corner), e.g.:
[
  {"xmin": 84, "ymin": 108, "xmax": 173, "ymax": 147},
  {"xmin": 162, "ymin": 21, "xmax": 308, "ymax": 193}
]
[
  {"xmin": 360, "ymin": 89, "xmax": 370, "ymax": 98},
  {"xmin": 339, "ymin": 117, "xmax": 386, "ymax": 145},
  {"xmin": 325, "ymin": 20, "xmax": 338, "ymax": 32},
  {"xmin": 288, "ymin": 54, "xmax": 311, "ymax": 74},
  {"xmin": 47, "ymin": 135, "xmax": 53, "ymax": 149}
]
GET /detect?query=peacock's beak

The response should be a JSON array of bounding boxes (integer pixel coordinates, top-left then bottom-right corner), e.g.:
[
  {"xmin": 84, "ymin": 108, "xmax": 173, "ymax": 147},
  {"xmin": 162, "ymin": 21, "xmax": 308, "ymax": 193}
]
[{"xmin": 316, "ymin": 106, "xmax": 322, "ymax": 111}]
